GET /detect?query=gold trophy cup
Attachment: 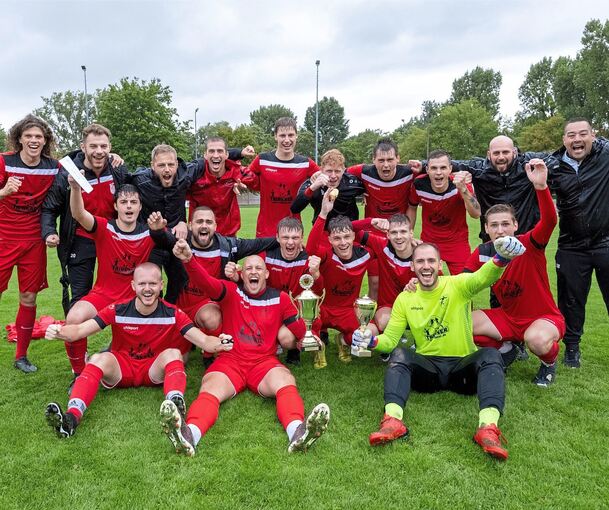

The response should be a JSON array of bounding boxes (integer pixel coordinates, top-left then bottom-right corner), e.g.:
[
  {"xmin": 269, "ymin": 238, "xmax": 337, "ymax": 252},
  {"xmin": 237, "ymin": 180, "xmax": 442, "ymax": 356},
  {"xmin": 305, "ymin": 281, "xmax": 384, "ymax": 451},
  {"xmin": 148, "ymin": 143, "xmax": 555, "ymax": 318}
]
[
  {"xmin": 290, "ymin": 274, "xmax": 324, "ymax": 352},
  {"xmin": 352, "ymin": 294, "xmax": 377, "ymax": 357}
]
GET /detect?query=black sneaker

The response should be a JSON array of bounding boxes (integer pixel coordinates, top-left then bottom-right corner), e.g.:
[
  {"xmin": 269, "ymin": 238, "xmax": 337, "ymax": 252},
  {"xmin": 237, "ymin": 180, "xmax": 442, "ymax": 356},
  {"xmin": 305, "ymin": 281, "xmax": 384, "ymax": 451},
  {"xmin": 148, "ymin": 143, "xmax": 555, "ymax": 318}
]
[
  {"xmin": 67, "ymin": 374, "xmax": 80, "ymax": 396},
  {"xmin": 288, "ymin": 403, "xmax": 330, "ymax": 453},
  {"xmin": 285, "ymin": 348, "xmax": 301, "ymax": 366},
  {"xmin": 563, "ymin": 347, "xmax": 581, "ymax": 368},
  {"xmin": 500, "ymin": 344, "xmax": 519, "ymax": 368},
  {"xmin": 14, "ymin": 356, "xmax": 37, "ymax": 373},
  {"xmin": 160, "ymin": 399, "xmax": 195, "ymax": 456},
  {"xmin": 45, "ymin": 402, "xmax": 78, "ymax": 438},
  {"xmin": 170, "ymin": 394, "xmax": 186, "ymax": 421},
  {"xmin": 515, "ymin": 342, "xmax": 529, "ymax": 361},
  {"xmin": 533, "ymin": 362, "xmax": 556, "ymax": 387},
  {"xmin": 379, "ymin": 352, "xmax": 391, "ymax": 363}
]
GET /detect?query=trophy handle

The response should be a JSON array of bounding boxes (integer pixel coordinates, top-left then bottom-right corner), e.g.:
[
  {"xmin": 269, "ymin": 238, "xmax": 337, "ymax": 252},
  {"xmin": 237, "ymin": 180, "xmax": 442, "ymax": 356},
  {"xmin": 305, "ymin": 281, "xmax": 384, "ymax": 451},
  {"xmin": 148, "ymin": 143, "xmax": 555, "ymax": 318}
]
[{"xmin": 319, "ymin": 288, "xmax": 326, "ymax": 307}]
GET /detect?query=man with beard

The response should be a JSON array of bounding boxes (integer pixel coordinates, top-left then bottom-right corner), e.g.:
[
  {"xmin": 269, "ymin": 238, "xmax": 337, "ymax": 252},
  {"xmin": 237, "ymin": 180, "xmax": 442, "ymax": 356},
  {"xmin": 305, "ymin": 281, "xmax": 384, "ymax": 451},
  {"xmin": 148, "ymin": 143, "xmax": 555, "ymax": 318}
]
[
  {"xmin": 161, "ymin": 244, "xmax": 330, "ymax": 456},
  {"xmin": 44, "ymin": 262, "xmax": 233, "ymax": 439},
  {"xmin": 41, "ymin": 124, "xmax": 128, "ymax": 315},
  {"xmin": 0, "ymin": 114, "xmax": 59, "ymax": 372},
  {"xmin": 352, "ymin": 237, "xmax": 526, "ymax": 460}
]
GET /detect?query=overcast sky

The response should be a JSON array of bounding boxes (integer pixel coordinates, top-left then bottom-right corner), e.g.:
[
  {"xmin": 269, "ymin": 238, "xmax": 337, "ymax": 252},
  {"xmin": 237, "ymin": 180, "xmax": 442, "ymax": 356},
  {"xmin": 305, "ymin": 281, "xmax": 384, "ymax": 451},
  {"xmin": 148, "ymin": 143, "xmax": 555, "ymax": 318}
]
[{"xmin": 0, "ymin": 0, "xmax": 602, "ymax": 137}]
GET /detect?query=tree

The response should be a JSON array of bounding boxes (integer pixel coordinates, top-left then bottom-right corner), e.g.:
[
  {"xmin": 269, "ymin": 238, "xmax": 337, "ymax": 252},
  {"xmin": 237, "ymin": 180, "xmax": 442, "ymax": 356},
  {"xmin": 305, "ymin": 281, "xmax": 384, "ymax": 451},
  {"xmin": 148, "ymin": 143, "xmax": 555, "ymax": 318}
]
[
  {"xmin": 295, "ymin": 129, "xmax": 316, "ymax": 161},
  {"xmin": 515, "ymin": 115, "xmax": 565, "ymax": 153},
  {"xmin": 339, "ymin": 129, "xmax": 386, "ymax": 166},
  {"xmin": 551, "ymin": 56, "xmax": 586, "ymax": 122},
  {"xmin": 304, "ymin": 96, "xmax": 349, "ymax": 155},
  {"xmin": 249, "ymin": 104, "xmax": 296, "ymax": 137},
  {"xmin": 0, "ymin": 124, "xmax": 7, "ymax": 152},
  {"xmin": 450, "ymin": 66, "xmax": 502, "ymax": 118},
  {"xmin": 96, "ymin": 77, "xmax": 190, "ymax": 167},
  {"xmin": 33, "ymin": 90, "xmax": 96, "ymax": 154},
  {"xmin": 397, "ymin": 126, "xmax": 429, "ymax": 160},
  {"xmin": 518, "ymin": 57, "xmax": 557, "ymax": 120}
]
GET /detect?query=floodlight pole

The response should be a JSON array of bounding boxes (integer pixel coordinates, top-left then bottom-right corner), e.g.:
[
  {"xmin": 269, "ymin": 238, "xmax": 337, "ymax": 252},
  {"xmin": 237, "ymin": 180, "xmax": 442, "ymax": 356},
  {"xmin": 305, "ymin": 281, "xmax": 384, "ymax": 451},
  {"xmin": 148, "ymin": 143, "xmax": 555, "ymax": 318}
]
[
  {"xmin": 194, "ymin": 107, "xmax": 199, "ymax": 158},
  {"xmin": 315, "ymin": 59, "xmax": 320, "ymax": 164},
  {"xmin": 81, "ymin": 65, "xmax": 89, "ymax": 125}
]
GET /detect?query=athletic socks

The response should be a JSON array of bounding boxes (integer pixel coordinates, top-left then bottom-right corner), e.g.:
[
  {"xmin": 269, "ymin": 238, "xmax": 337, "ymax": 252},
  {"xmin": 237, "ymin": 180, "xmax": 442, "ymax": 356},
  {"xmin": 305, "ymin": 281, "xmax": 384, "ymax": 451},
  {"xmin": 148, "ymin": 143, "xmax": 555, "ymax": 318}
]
[
  {"xmin": 186, "ymin": 392, "xmax": 220, "ymax": 443},
  {"xmin": 385, "ymin": 403, "xmax": 404, "ymax": 420},
  {"xmin": 538, "ymin": 341, "xmax": 560, "ymax": 365},
  {"xmin": 163, "ymin": 359, "xmax": 186, "ymax": 396},
  {"xmin": 478, "ymin": 407, "xmax": 501, "ymax": 427},
  {"xmin": 15, "ymin": 304, "xmax": 36, "ymax": 359},
  {"xmin": 65, "ymin": 338, "xmax": 88, "ymax": 375},
  {"xmin": 276, "ymin": 385, "xmax": 305, "ymax": 431},
  {"xmin": 67, "ymin": 363, "xmax": 104, "ymax": 421}
]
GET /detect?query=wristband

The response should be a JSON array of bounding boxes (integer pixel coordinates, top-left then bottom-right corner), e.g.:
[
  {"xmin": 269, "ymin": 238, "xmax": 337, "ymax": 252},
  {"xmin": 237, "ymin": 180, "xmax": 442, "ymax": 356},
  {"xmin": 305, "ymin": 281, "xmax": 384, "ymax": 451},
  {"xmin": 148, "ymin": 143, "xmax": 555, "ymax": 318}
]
[
  {"xmin": 492, "ymin": 253, "xmax": 510, "ymax": 267},
  {"xmin": 368, "ymin": 335, "xmax": 379, "ymax": 349}
]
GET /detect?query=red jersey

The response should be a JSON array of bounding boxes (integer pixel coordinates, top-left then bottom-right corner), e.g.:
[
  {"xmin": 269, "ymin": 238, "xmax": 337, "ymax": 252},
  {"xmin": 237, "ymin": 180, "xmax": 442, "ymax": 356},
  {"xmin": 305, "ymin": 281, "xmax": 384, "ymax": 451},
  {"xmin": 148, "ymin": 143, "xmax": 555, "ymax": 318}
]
[
  {"xmin": 187, "ymin": 159, "xmax": 256, "ymax": 236},
  {"xmin": 306, "ymin": 216, "xmax": 373, "ymax": 309},
  {"xmin": 264, "ymin": 246, "xmax": 324, "ymax": 296},
  {"xmin": 89, "ymin": 216, "xmax": 156, "ymax": 301},
  {"xmin": 94, "ymin": 298, "xmax": 193, "ymax": 357},
  {"xmin": 76, "ymin": 172, "xmax": 116, "ymax": 239},
  {"xmin": 347, "ymin": 163, "xmax": 413, "ymax": 218},
  {"xmin": 247, "ymin": 152, "xmax": 318, "ymax": 237},
  {"xmin": 409, "ymin": 175, "xmax": 473, "ymax": 246},
  {"xmin": 0, "ymin": 152, "xmax": 59, "ymax": 241},
  {"xmin": 464, "ymin": 187, "xmax": 560, "ymax": 320},
  {"xmin": 184, "ymin": 257, "xmax": 304, "ymax": 363}
]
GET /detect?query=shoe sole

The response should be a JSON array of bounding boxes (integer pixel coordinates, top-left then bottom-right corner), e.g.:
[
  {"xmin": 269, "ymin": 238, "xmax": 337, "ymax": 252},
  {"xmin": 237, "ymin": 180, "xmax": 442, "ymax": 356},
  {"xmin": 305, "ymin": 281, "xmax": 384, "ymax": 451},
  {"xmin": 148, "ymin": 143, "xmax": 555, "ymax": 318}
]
[
  {"xmin": 45, "ymin": 403, "xmax": 71, "ymax": 439},
  {"xmin": 160, "ymin": 400, "xmax": 195, "ymax": 457},
  {"xmin": 288, "ymin": 403, "xmax": 330, "ymax": 453}
]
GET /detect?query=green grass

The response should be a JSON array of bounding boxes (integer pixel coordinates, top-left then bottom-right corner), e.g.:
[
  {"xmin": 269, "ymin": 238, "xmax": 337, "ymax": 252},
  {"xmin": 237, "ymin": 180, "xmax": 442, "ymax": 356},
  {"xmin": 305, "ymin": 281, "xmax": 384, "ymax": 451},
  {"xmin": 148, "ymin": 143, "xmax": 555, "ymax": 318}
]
[{"xmin": 1, "ymin": 206, "xmax": 608, "ymax": 509}]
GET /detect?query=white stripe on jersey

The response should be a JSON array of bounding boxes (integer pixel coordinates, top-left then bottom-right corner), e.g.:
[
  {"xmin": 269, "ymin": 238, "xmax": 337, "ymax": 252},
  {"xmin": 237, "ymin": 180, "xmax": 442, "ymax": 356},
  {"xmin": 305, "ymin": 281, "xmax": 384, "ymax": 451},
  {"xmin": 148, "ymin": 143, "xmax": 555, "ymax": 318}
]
[
  {"xmin": 259, "ymin": 159, "xmax": 310, "ymax": 169},
  {"xmin": 87, "ymin": 174, "xmax": 114, "ymax": 185},
  {"xmin": 236, "ymin": 287, "xmax": 281, "ymax": 306},
  {"xmin": 479, "ymin": 254, "xmax": 492, "ymax": 262},
  {"xmin": 106, "ymin": 223, "xmax": 150, "ymax": 241},
  {"xmin": 265, "ymin": 256, "xmax": 307, "ymax": 268},
  {"xmin": 6, "ymin": 165, "xmax": 58, "ymax": 176},
  {"xmin": 115, "ymin": 315, "xmax": 176, "ymax": 325},
  {"xmin": 332, "ymin": 252, "xmax": 370, "ymax": 269},
  {"xmin": 382, "ymin": 246, "xmax": 412, "ymax": 268},
  {"xmin": 193, "ymin": 248, "xmax": 221, "ymax": 258},
  {"xmin": 361, "ymin": 173, "xmax": 412, "ymax": 188},
  {"xmin": 416, "ymin": 188, "xmax": 459, "ymax": 201}
]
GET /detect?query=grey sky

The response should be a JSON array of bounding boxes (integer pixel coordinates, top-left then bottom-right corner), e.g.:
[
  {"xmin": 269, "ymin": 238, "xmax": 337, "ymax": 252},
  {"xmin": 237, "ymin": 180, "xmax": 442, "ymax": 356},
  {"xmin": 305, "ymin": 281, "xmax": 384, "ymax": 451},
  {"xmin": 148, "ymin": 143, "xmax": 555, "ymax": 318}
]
[{"xmin": 0, "ymin": 0, "xmax": 601, "ymax": 137}]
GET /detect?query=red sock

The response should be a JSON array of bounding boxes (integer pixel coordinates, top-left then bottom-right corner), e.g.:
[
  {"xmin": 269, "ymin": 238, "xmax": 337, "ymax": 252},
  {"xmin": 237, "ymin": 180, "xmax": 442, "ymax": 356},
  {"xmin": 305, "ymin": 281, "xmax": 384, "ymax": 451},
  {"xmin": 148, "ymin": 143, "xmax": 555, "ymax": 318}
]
[
  {"xmin": 276, "ymin": 385, "xmax": 304, "ymax": 430},
  {"xmin": 186, "ymin": 392, "xmax": 220, "ymax": 437},
  {"xmin": 67, "ymin": 363, "xmax": 103, "ymax": 421},
  {"xmin": 474, "ymin": 335, "xmax": 502, "ymax": 349},
  {"xmin": 538, "ymin": 341, "xmax": 560, "ymax": 365},
  {"xmin": 15, "ymin": 304, "xmax": 36, "ymax": 359},
  {"xmin": 65, "ymin": 338, "xmax": 88, "ymax": 374},
  {"xmin": 163, "ymin": 359, "xmax": 186, "ymax": 396}
]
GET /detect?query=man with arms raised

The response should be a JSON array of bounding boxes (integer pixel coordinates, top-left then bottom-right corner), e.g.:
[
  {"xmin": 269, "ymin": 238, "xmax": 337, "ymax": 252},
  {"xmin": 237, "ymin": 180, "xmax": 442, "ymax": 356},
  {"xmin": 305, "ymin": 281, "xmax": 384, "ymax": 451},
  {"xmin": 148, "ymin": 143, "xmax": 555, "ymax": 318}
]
[
  {"xmin": 161, "ymin": 242, "xmax": 330, "ymax": 456},
  {"xmin": 352, "ymin": 237, "xmax": 526, "ymax": 460},
  {"xmin": 0, "ymin": 114, "xmax": 59, "ymax": 372},
  {"xmin": 44, "ymin": 262, "xmax": 232, "ymax": 438}
]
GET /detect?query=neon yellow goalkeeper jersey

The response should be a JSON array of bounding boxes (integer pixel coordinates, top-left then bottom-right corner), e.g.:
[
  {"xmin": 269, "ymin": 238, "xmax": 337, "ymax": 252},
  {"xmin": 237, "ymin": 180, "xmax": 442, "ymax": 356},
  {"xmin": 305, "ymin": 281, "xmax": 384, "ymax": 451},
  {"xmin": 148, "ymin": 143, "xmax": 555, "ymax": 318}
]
[{"xmin": 376, "ymin": 260, "xmax": 504, "ymax": 357}]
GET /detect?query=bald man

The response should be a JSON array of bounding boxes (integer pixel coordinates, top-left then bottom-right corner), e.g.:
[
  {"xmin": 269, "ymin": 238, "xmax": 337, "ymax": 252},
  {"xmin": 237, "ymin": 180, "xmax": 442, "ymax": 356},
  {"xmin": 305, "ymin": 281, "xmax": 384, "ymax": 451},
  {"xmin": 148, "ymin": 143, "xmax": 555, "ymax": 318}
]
[
  {"xmin": 160, "ymin": 244, "xmax": 330, "ymax": 456},
  {"xmin": 44, "ymin": 262, "xmax": 232, "ymax": 439}
]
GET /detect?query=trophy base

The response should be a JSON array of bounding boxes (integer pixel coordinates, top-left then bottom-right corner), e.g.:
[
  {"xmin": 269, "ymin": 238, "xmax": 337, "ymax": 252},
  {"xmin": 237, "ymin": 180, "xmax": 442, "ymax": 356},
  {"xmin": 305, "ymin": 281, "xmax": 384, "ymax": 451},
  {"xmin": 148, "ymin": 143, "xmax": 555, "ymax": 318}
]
[
  {"xmin": 301, "ymin": 333, "xmax": 320, "ymax": 352},
  {"xmin": 351, "ymin": 345, "xmax": 372, "ymax": 357}
]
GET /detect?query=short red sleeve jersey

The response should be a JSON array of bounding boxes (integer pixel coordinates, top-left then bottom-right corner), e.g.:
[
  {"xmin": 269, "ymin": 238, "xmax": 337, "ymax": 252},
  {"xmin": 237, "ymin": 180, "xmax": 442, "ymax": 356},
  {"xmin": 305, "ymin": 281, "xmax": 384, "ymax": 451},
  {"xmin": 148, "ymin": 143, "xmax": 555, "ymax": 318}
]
[
  {"xmin": 0, "ymin": 152, "xmax": 59, "ymax": 241},
  {"xmin": 248, "ymin": 152, "xmax": 319, "ymax": 237},
  {"xmin": 409, "ymin": 175, "xmax": 471, "ymax": 245},
  {"xmin": 188, "ymin": 159, "xmax": 250, "ymax": 236},
  {"xmin": 89, "ymin": 217, "xmax": 156, "ymax": 302},
  {"xmin": 94, "ymin": 298, "xmax": 193, "ymax": 357},
  {"xmin": 76, "ymin": 170, "xmax": 116, "ymax": 239},
  {"xmin": 347, "ymin": 163, "xmax": 413, "ymax": 218},
  {"xmin": 214, "ymin": 282, "xmax": 301, "ymax": 363}
]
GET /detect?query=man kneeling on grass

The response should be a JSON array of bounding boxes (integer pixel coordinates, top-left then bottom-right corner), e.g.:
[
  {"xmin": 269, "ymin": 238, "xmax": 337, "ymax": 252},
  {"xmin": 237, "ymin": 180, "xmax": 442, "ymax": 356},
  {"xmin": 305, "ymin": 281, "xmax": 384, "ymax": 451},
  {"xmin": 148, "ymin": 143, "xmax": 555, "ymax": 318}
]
[
  {"xmin": 352, "ymin": 237, "xmax": 526, "ymax": 460},
  {"xmin": 44, "ymin": 262, "xmax": 232, "ymax": 438},
  {"xmin": 162, "ymin": 240, "xmax": 330, "ymax": 456}
]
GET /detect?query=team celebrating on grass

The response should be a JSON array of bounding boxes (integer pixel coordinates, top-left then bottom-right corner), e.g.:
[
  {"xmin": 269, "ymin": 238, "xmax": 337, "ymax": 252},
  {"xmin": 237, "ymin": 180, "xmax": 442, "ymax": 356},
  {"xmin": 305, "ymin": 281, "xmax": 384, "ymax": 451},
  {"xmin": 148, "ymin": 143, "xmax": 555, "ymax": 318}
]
[{"xmin": 1, "ymin": 112, "xmax": 608, "ymax": 461}]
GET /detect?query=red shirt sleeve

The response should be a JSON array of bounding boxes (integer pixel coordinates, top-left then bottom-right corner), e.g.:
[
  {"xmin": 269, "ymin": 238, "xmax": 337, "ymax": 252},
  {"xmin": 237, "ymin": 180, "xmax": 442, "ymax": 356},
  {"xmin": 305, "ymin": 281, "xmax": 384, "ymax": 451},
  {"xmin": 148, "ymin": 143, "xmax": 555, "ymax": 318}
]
[
  {"xmin": 307, "ymin": 159, "xmax": 320, "ymax": 177},
  {"xmin": 281, "ymin": 292, "xmax": 306, "ymax": 339},
  {"xmin": 408, "ymin": 181, "xmax": 421, "ymax": 206},
  {"xmin": 346, "ymin": 164, "xmax": 364, "ymax": 178},
  {"xmin": 0, "ymin": 155, "xmax": 6, "ymax": 187},
  {"xmin": 175, "ymin": 307, "xmax": 195, "ymax": 336},
  {"xmin": 184, "ymin": 257, "xmax": 226, "ymax": 300},
  {"xmin": 245, "ymin": 156, "xmax": 261, "ymax": 191},
  {"xmin": 530, "ymin": 187, "xmax": 557, "ymax": 247},
  {"xmin": 306, "ymin": 216, "xmax": 327, "ymax": 256},
  {"xmin": 462, "ymin": 247, "xmax": 482, "ymax": 273},
  {"xmin": 94, "ymin": 303, "xmax": 116, "ymax": 328}
]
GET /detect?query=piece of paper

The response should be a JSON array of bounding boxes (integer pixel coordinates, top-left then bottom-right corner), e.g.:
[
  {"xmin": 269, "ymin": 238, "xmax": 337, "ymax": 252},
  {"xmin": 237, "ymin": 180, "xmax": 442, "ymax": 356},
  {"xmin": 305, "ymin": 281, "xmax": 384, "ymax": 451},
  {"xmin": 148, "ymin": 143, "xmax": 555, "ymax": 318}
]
[{"xmin": 58, "ymin": 156, "xmax": 93, "ymax": 193}]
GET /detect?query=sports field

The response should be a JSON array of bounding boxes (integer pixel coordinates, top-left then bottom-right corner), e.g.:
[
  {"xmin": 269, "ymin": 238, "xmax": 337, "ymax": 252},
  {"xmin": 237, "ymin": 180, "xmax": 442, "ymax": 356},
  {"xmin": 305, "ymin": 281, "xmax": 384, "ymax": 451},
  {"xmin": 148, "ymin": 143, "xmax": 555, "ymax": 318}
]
[{"xmin": 1, "ymin": 206, "xmax": 608, "ymax": 509}]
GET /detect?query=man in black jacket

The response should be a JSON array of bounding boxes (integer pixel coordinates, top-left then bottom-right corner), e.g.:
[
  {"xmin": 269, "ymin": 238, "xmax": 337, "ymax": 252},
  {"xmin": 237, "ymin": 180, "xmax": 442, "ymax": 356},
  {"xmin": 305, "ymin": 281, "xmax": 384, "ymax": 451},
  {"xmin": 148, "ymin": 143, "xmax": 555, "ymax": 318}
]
[{"xmin": 549, "ymin": 118, "xmax": 609, "ymax": 368}]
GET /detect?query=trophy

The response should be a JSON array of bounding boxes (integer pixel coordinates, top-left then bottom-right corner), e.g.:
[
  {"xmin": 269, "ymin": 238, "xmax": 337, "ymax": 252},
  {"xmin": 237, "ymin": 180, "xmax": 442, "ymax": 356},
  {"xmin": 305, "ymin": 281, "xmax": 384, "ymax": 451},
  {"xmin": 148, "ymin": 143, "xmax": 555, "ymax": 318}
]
[
  {"xmin": 290, "ymin": 274, "xmax": 325, "ymax": 352},
  {"xmin": 352, "ymin": 294, "xmax": 378, "ymax": 357}
]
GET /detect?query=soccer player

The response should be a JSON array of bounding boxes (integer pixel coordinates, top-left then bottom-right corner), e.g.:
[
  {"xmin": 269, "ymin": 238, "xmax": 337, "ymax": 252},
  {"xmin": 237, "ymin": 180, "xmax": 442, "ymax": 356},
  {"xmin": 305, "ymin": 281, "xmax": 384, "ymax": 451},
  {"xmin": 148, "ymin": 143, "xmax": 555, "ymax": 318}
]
[
  {"xmin": 246, "ymin": 117, "xmax": 319, "ymax": 237},
  {"xmin": 62, "ymin": 178, "xmax": 163, "ymax": 383},
  {"xmin": 41, "ymin": 123, "xmax": 129, "ymax": 314},
  {"xmin": 306, "ymin": 192, "xmax": 378, "ymax": 366},
  {"xmin": 161, "ymin": 241, "xmax": 330, "ymax": 456},
  {"xmin": 0, "ymin": 114, "xmax": 59, "ymax": 373},
  {"xmin": 549, "ymin": 118, "xmax": 609, "ymax": 367},
  {"xmin": 291, "ymin": 148, "xmax": 365, "ymax": 226},
  {"xmin": 408, "ymin": 150, "xmax": 480, "ymax": 274},
  {"xmin": 466, "ymin": 159, "xmax": 564, "ymax": 386},
  {"xmin": 352, "ymin": 236, "xmax": 526, "ymax": 460},
  {"xmin": 187, "ymin": 136, "xmax": 256, "ymax": 236},
  {"xmin": 44, "ymin": 262, "xmax": 233, "ymax": 438}
]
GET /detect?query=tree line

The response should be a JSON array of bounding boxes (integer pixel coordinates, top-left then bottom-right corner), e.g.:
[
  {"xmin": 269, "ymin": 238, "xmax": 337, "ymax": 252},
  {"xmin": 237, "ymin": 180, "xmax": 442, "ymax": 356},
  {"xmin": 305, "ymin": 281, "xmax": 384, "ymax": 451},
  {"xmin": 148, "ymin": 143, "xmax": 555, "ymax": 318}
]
[{"xmin": 1, "ymin": 18, "xmax": 607, "ymax": 167}]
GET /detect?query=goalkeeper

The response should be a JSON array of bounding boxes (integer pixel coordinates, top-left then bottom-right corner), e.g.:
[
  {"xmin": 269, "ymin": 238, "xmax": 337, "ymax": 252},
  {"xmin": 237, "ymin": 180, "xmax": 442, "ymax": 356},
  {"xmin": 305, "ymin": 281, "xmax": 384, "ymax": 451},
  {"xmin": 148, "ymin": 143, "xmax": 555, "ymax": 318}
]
[{"xmin": 352, "ymin": 235, "xmax": 526, "ymax": 460}]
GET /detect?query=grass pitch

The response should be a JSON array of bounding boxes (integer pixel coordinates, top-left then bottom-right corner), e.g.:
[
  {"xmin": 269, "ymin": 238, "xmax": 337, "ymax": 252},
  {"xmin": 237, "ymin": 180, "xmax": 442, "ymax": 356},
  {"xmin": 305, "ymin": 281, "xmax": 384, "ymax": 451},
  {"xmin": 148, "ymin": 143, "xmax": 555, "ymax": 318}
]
[{"xmin": 1, "ymin": 206, "xmax": 608, "ymax": 509}]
